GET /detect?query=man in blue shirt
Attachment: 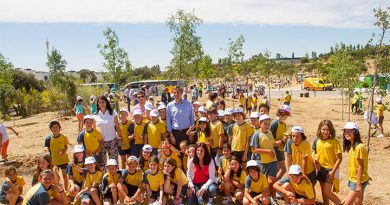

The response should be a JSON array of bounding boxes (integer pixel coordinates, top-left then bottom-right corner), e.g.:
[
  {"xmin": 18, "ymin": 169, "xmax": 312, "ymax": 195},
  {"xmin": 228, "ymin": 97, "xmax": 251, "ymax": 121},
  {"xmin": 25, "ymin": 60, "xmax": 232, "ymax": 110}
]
[{"xmin": 166, "ymin": 86, "xmax": 195, "ymax": 148}]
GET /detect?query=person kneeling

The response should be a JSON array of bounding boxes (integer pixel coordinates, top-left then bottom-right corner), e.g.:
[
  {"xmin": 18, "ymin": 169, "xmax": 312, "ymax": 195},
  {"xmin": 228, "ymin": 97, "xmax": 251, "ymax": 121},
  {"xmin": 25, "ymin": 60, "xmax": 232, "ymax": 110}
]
[{"xmin": 243, "ymin": 160, "xmax": 270, "ymax": 205}]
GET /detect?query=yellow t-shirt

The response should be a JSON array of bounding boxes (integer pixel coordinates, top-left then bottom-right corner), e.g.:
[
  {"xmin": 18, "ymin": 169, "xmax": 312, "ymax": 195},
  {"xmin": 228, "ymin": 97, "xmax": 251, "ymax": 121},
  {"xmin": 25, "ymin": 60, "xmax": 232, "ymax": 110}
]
[
  {"xmin": 182, "ymin": 154, "xmax": 188, "ymax": 171},
  {"xmin": 258, "ymin": 131, "xmax": 277, "ymax": 163},
  {"xmin": 315, "ymin": 138, "xmax": 342, "ymax": 169},
  {"xmin": 123, "ymin": 170, "xmax": 142, "ymax": 186},
  {"xmin": 291, "ymin": 140, "xmax": 315, "ymax": 174},
  {"xmin": 68, "ymin": 162, "xmax": 84, "ymax": 184},
  {"xmin": 253, "ymin": 97, "xmax": 258, "ymax": 107},
  {"xmin": 348, "ymin": 143, "xmax": 369, "ymax": 183},
  {"xmin": 119, "ymin": 120, "xmax": 132, "ymax": 150},
  {"xmin": 129, "ymin": 122, "xmax": 147, "ymax": 145},
  {"xmin": 247, "ymin": 97, "xmax": 253, "ymax": 108},
  {"xmin": 11, "ymin": 176, "xmax": 25, "ymax": 190},
  {"xmin": 145, "ymin": 121, "xmax": 167, "ymax": 148},
  {"xmin": 196, "ymin": 131, "xmax": 211, "ymax": 145},
  {"xmin": 377, "ymin": 104, "xmax": 385, "ymax": 117},
  {"xmin": 210, "ymin": 120, "xmax": 224, "ymax": 148},
  {"xmin": 245, "ymin": 174, "xmax": 268, "ymax": 193},
  {"xmin": 104, "ymin": 171, "xmax": 121, "ymax": 184},
  {"xmin": 160, "ymin": 119, "xmax": 167, "ymax": 128},
  {"xmin": 232, "ymin": 122, "xmax": 254, "ymax": 152},
  {"xmin": 219, "ymin": 156, "xmax": 231, "ymax": 175},
  {"xmin": 284, "ymin": 94, "xmax": 291, "ymax": 103},
  {"xmin": 83, "ymin": 129, "xmax": 103, "ymax": 154},
  {"xmin": 47, "ymin": 186, "xmax": 60, "ymax": 199},
  {"xmin": 274, "ymin": 121, "xmax": 287, "ymax": 151},
  {"xmin": 239, "ymin": 96, "xmax": 246, "ymax": 106},
  {"xmin": 46, "ymin": 134, "xmax": 70, "ymax": 166},
  {"xmin": 161, "ymin": 152, "xmax": 182, "ymax": 170},
  {"xmin": 84, "ymin": 171, "xmax": 103, "ymax": 188},
  {"xmin": 290, "ymin": 178, "xmax": 315, "ymax": 199},
  {"xmin": 172, "ymin": 168, "xmax": 188, "ymax": 185},
  {"xmin": 232, "ymin": 170, "xmax": 247, "ymax": 185},
  {"xmin": 143, "ymin": 170, "xmax": 164, "ymax": 192}
]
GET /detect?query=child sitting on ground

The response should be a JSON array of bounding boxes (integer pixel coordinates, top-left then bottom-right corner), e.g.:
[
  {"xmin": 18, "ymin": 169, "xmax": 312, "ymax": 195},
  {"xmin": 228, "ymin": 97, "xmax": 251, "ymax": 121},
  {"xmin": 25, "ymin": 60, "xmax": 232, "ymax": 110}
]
[{"xmin": 0, "ymin": 166, "xmax": 25, "ymax": 205}]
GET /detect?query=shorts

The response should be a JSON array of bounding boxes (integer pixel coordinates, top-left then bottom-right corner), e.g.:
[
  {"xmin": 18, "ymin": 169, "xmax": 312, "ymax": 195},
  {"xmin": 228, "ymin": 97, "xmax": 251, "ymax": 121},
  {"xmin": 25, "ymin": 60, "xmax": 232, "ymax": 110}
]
[
  {"xmin": 150, "ymin": 190, "xmax": 159, "ymax": 200},
  {"xmin": 249, "ymin": 191, "xmax": 262, "ymax": 198},
  {"xmin": 152, "ymin": 148, "xmax": 158, "ymax": 156},
  {"xmin": 55, "ymin": 163, "xmax": 68, "ymax": 170},
  {"xmin": 102, "ymin": 187, "xmax": 113, "ymax": 200},
  {"xmin": 317, "ymin": 166, "xmax": 332, "ymax": 184},
  {"xmin": 76, "ymin": 113, "xmax": 84, "ymax": 121},
  {"xmin": 80, "ymin": 190, "xmax": 101, "ymax": 202},
  {"xmin": 94, "ymin": 153, "xmax": 105, "ymax": 167},
  {"xmin": 172, "ymin": 184, "xmax": 188, "ymax": 198},
  {"xmin": 348, "ymin": 180, "xmax": 368, "ymax": 192},
  {"xmin": 1, "ymin": 140, "xmax": 9, "ymax": 156},
  {"xmin": 307, "ymin": 170, "xmax": 317, "ymax": 186},
  {"xmin": 131, "ymin": 144, "xmax": 143, "ymax": 158},
  {"xmin": 124, "ymin": 183, "xmax": 138, "ymax": 196},
  {"xmin": 260, "ymin": 161, "xmax": 278, "ymax": 177},
  {"xmin": 379, "ymin": 116, "xmax": 384, "ymax": 124},
  {"xmin": 232, "ymin": 151, "xmax": 244, "ymax": 162},
  {"xmin": 118, "ymin": 148, "xmax": 131, "ymax": 156},
  {"xmin": 0, "ymin": 195, "xmax": 23, "ymax": 204},
  {"xmin": 295, "ymin": 193, "xmax": 308, "ymax": 199},
  {"xmin": 274, "ymin": 149, "xmax": 285, "ymax": 161}
]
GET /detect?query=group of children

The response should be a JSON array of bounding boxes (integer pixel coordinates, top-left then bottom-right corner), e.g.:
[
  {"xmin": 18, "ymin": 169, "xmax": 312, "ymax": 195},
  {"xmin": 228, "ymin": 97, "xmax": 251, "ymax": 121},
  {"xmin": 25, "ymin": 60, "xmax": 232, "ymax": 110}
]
[{"xmin": 0, "ymin": 92, "xmax": 370, "ymax": 205}]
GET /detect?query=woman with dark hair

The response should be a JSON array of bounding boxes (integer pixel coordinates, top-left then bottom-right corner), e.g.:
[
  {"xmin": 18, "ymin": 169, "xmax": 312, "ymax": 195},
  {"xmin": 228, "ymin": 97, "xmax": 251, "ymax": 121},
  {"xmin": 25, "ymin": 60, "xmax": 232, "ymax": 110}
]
[
  {"xmin": 217, "ymin": 100, "xmax": 226, "ymax": 111},
  {"xmin": 93, "ymin": 95, "xmax": 121, "ymax": 164},
  {"xmin": 187, "ymin": 143, "xmax": 217, "ymax": 205}
]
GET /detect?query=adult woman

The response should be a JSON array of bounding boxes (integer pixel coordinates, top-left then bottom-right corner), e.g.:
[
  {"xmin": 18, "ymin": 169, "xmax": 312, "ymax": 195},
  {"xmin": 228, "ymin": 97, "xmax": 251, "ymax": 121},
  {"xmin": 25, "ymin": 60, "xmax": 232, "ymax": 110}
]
[
  {"xmin": 93, "ymin": 96, "xmax": 121, "ymax": 163},
  {"xmin": 187, "ymin": 143, "xmax": 217, "ymax": 205}
]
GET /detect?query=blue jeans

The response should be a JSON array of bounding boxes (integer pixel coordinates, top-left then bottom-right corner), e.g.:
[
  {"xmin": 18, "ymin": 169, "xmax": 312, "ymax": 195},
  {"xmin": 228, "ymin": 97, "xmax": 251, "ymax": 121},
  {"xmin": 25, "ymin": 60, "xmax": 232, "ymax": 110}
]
[{"xmin": 187, "ymin": 183, "xmax": 218, "ymax": 205}]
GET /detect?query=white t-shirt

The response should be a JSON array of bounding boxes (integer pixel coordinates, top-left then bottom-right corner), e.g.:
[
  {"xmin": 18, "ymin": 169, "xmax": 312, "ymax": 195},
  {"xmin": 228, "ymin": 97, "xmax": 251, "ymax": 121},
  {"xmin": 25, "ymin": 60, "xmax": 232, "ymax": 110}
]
[
  {"xmin": 0, "ymin": 124, "xmax": 9, "ymax": 144},
  {"xmin": 93, "ymin": 110, "xmax": 117, "ymax": 142}
]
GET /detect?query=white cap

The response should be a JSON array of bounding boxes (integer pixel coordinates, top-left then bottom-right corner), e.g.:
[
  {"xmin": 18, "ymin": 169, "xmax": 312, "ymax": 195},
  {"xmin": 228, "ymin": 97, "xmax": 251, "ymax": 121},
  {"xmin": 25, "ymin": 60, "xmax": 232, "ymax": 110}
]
[
  {"xmin": 145, "ymin": 102, "xmax": 154, "ymax": 111},
  {"xmin": 106, "ymin": 159, "xmax": 118, "ymax": 166},
  {"xmin": 142, "ymin": 144, "xmax": 153, "ymax": 152},
  {"xmin": 291, "ymin": 126, "xmax": 304, "ymax": 133},
  {"xmin": 198, "ymin": 106, "xmax": 207, "ymax": 113},
  {"xmin": 217, "ymin": 110, "xmax": 225, "ymax": 117},
  {"xmin": 233, "ymin": 108, "xmax": 244, "ymax": 113},
  {"xmin": 149, "ymin": 96, "xmax": 154, "ymax": 99},
  {"xmin": 288, "ymin": 165, "xmax": 302, "ymax": 175},
  {"xmin": 83, "ymin": 115, "xmax": 94, "ymax": 121},
  {"xmin": 127, "ymin": 156, "xmax": 139, "ymax": 164},
  {"xmin": 150, "ymin": 109, "xmax": 159, "ymax": 117},
  {"xmin": 77, "ymin": 96, "xmax": 82, "ymax": 101},
  {"xmin": 157, "ymin": 104, "xmax": 166, "ymax": 110},
  {"xmin": 198, "ymin": 117, "xmax": 208, "ymax": 122},
  {"xmin": 158, "ymin": 102, "xmax": 165, "ymax": 106},
  {"xmin": 133, "ymin": 109, "xmax": 143, "ymax": 116},
  {"xmin": 193, "ymin": 101, "xmax": 201, "ymax": 106},
  {"xmin": 259, "ymin": 114, "xmax": 271, "ymax": 121},
  {"xmin": 376, "ymin": 97, "xmax": 382, "ymax": 103},
  {"xmin": 90, "ymin": 95, "xmax": 96, "ymax": 102},
  {"xmin": 249, "ymin": 112, "xmax": 260, "ymax": 119},
  {"xmin": 119, "ymin": 108, "xmax": 128, "ymax": 114},
  {"xmin": 343, "ymin": 122, "xmax": 359, "ymax": 130},
  {"xmin": 84, "ymin": 157, "xmax": 97, "ymax": 165},
  {"xmin": 224, "ymin": 108, "xmax": 233, "ymax": 115},
  {"xmin": 73, "ymin": 145, "xmax": 84, "ymax": 153},
  {"xmin": 280, "ymin": 105, "xmax": 291, "ymax": 116},
  {"xmin": 246, "ymin": 160, "xmax": 259, "ymax": 169}
]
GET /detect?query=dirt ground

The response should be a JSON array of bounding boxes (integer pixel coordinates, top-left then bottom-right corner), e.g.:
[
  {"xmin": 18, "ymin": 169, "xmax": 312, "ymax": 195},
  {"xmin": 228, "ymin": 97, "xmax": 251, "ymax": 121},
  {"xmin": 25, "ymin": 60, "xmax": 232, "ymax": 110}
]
[{"xmin": 2, "ymin": 89, "xmax": 390, "ymax": 204}]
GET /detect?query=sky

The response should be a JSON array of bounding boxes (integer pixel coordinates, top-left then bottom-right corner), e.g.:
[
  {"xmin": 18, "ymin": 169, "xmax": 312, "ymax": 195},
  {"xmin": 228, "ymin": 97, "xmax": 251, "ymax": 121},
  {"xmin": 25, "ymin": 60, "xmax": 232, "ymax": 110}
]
[{"xmin": 0, "ymin": 0, "xmax": 388, "ymax": 72}]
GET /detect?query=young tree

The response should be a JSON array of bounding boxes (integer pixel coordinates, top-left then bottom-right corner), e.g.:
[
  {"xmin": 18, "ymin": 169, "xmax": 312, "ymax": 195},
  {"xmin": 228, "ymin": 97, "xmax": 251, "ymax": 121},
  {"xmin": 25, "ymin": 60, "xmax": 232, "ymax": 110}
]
[
  {"xmin": 47, "ymin": 48, "xmax": 67, "ymax": 78},
  {"xmin": 166, "ymin": 9, "xmax": 203, "ymax": 80},
  {"xmin": 257, "ymin": 50, "xmax": 275, "ymax": 98},
  {"xmin": 198, "ymin": 55, "xmax": 215, "ymax": 81},
  {"xmin": 0, "ymin": 53, "xmax": 15, "ymax": 117},
  {"xmin": 79, "ymin": 69, "xmax": 97, "ymax": 83},
  {"xmin": 97, "ymin": 27, "xmax": 129, "ymax": 84}
]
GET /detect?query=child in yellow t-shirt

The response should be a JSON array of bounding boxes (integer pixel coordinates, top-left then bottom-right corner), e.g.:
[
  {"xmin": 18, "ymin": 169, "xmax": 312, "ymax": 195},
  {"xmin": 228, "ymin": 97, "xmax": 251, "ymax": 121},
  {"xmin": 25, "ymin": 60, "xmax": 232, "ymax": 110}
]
[
  {"xmin": 118, "ymin": 156, "xmax": 143, "ymax": 204},
  {"xmin": 342, "ymin": 122, "xmax": 369, "ymax": 205},
  {"xmin": 144, "ymin": 110, "xmax": 168, "ymax": 155},
  {"xmin": 0, "ymin": 166, "xmax": 25, "ymax": 205},
  {"xmin": 252, "ymin": 94, "xmax": 258, "ymax": 111},
  {"xmin": 243, "ymin": 160, "xmax": 270, "ymax": 205},
  {"xmin": 160, "ymin": 141, "xmax": 182, "ymax": 170},
  {"xmin": 143, "ymin": 155, "xmax": 164, "ymax": 204},
  {"xmin": 162, "ymin": 157, "xmax": 188, "ymax": 205},
  {"xmin": 118, "ymin": 109, "xmax": 132, "ymax": 169},
  {"xmin": 376, "ymin": 97, "xmax": 385, "ymax": 138},
  {"xmin": 246, "ymin": 96, "xmax": 253, "ymax": 115},
  {"xmin": 74, "ymin": 157, "xmax": 103, "ymax": 205},
  {"xmin": 67, "ymin": 145, "xmax": 85, "ymax": 199},
  {"xmin": 187, "ymin": 117, "xmax": 213, "ymax": 149},
  {"xmin": 102, "ymin": 159, "xmax": 121, "ymax": 204},
  {"xmin": 230, "ymin": 109, "xmax": 254, "ymax": 165},
  {"xmin": 221, "ymin": 156, "xmax": 246, "ymax": 203},
  {"xmin": 217, "ymin": 143, "xmax": 233, "ymax": 185},
  {"xmin": 44, "ymin": 119, "xmax": 69, "ymax": 191},
  {"xmin": 128, "ymin": 109, "xmax": 147, "ymax": 158}
]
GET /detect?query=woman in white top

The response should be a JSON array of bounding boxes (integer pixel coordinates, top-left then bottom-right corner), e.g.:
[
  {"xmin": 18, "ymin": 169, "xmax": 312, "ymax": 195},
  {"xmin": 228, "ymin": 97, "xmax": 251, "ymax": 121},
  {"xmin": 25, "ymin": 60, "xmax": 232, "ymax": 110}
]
[
  {"xmin": 93, "ymin": 95, "xmax": 121, "ymax": 163},
  {"xmin": 187, "ymin": 142, "xmax": 217, "ymax": 205}
]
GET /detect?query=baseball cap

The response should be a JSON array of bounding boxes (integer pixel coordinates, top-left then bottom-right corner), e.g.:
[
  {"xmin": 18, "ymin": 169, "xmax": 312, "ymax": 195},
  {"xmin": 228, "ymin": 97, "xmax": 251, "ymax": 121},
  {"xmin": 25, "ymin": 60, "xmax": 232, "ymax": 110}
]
[
  {"xmin": 83, "ymin": 115, "xmax": 93, "ymax": 121},
  {"xmin": 259, "ymin": 114, "xmax": 271, "ymax": 122},
  {"xmin": 150, "ymin": 109, "xmax": 159, "ymax": 117},
  {"xmin": 158, "ymin": 102, "xmax": 165, "ymax": 106},
  {"xmin": 119, "ymin": 108, "xmax": 128, "ymax": 114},
  {"xmin": 198, "ymin": 117, "xmax": 208, "ymax": 122},
  {"xmin": 343, "ymin": 122, "xmax": 359, "ymax": 130},
  {"xmin": 280, "ymin": 105, "xmax": 292, "ymax": 116},
  {"xmin": 127, "ymin": 156, "xmax": 139, "ymax": 164},
  {"xmin": 133, "ymin": 109, "xmax": 143, "ymax": 116},
  {"xmin": 291, "ymin": 126, "xmax": 304, "ymax": 133},
  {"xmin": 157, "ymin": 104, "xmax": 166, "ymax": 110},
  {"xmin": 145, "ymin": 102, "xmax": 154, "ymax": 111},
  {"xmin": 106, "ymin": 159, "xmax": 118, "ymax": 166},
  {"xmin": 198, "ymin": 106, "xmax": 207, "ymax": 113},
  {"xmin": 142, "ymin": 144, "xmax": 153, "ymax": 152},
  {"xmin": 84, "ymin": 157, "xmax": 97, "ymax": 165},
  {"xmin": 193, "ymin": 101, "xmax": 201, "ymax": 106},
  {"xmin": 376, "ymin": 97, "xmax": 382, "ymax": 103},
  {"xmin": 288, "ymin": 165, "xmax": 302, "ymax": 175},
  {"xmin": 224, "ymin": 108, "xmax": 233, "ymax": 115},
  {"xmin": 249, "ymin": 112, "xmax": 260, "ymax": 119},
  {"xmin": 49, "ymin": 119, "xmax": 60, "ymax": 129},
  {"xmin": 217, "ymin": 110, "xmax": 225, "ymax": 117},
  {"xmin": 77, "ymin": 96, "xmax": 82, "ymax": 101},
  {"xmin": 246, "ymin": 160, "xmax": 259, "ymax": 169},
  {"xmin": 233, "ymin": 108, "xmax": 244, "ymax": 114},
  {"xmin": 73, "ymin": 145, "xmax": 84, "ymax": 153}
]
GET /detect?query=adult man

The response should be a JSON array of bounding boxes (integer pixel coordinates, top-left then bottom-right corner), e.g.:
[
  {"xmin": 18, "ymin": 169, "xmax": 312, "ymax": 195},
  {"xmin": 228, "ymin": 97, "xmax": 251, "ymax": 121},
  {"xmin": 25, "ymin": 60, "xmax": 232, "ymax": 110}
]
[
  {"xmin": 166, "ymin": 86, "xmax": 195, "ymax": 148},
  {"xmin": 130, "ymin": 90, "xmax": 146, "ymax": 117}
]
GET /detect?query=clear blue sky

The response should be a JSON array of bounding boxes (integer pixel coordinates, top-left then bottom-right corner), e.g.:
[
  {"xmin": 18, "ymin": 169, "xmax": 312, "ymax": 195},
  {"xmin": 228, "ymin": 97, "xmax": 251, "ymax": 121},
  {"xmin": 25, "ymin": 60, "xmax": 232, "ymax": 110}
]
[{"xmin": 0, "ymin": 23, "xmax": 376, "ymax": 72}]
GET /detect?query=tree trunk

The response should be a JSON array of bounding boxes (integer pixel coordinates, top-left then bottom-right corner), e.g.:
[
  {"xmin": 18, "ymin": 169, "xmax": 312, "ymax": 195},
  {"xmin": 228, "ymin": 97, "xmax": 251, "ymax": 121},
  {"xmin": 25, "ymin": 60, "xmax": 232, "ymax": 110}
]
[{"xmin": 341, "ymin": 89, "xmax": 344, "ymax": 120}]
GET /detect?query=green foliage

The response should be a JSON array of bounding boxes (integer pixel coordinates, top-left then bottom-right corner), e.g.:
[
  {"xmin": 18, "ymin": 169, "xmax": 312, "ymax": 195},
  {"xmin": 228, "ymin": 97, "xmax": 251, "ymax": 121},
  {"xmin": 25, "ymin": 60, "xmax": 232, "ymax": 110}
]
[
  {"xmin": 12, "ymin": 88, "xmax": 44, "ymax": 117},
  {"xmin": 79, "ymin": 69, "xmax": 97, "ymax": 83},
  {"xmin": 47, "ymin": 48, "xmax": 67, "ymax": 78},
  {"xmin": 198, "ymin": 55, "xmax": 214, "ymax": 80},
  {"xmin": 0, "ymin": 53, "xmax": 15, "ymax": 117},
  {"xmin": 12, "ymin": 69, "xmax": 45, "ymax": 91},
  {"xmin": 220, "ymin": 35, "xmax": 246, "ymax": 80},
  {"xmin": 167, "ymin": 9, "xmax": 203, "ymax": 79},
  {"xmin": 97, "ymin": 27, "xmax": 130, "ymax": 84}
]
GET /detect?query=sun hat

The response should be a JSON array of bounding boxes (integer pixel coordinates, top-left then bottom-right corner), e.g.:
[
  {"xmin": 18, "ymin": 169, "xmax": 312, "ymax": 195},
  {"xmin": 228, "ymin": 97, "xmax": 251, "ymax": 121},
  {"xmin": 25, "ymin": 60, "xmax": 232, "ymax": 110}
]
[
  {"xmin": 142, "ymin": 144, "xmax": 153, "ymax": 152},
  {"xmin": 73, "ymin": 145, "xmax": 84, "ymax": 153},
  {"xmin": 288, "ymin": 165, "xmax": 302, "ymax": 175},
  {"xmin": 84, "ymin": 157, "xmax": 97, "ymax": 165},
  {"xmin": 106, "ymin": 159, "xmax": 118, "ymax": 166}
]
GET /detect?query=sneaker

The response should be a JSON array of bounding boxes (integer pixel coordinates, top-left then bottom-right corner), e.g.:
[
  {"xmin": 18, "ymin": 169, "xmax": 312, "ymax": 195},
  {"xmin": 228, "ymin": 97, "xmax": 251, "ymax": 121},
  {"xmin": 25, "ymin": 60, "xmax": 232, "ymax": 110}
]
[
  {"xmin": 207, "ymin": 197, "xmax": 214, "ymax": 205},
  {"xmin": 275, "ymin": 192, "xmax": 283, "ymax": 199},
  {"xmin": 377, "ymin": 134, "xmax": 384, "ymax": 138},
  {"xmin": 270, "ymin": 197, "xmax": 279, "ymax": 205},
  {"xmin": 222, "ymin": 196, "xmax": 232, "ymax": 204}
]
